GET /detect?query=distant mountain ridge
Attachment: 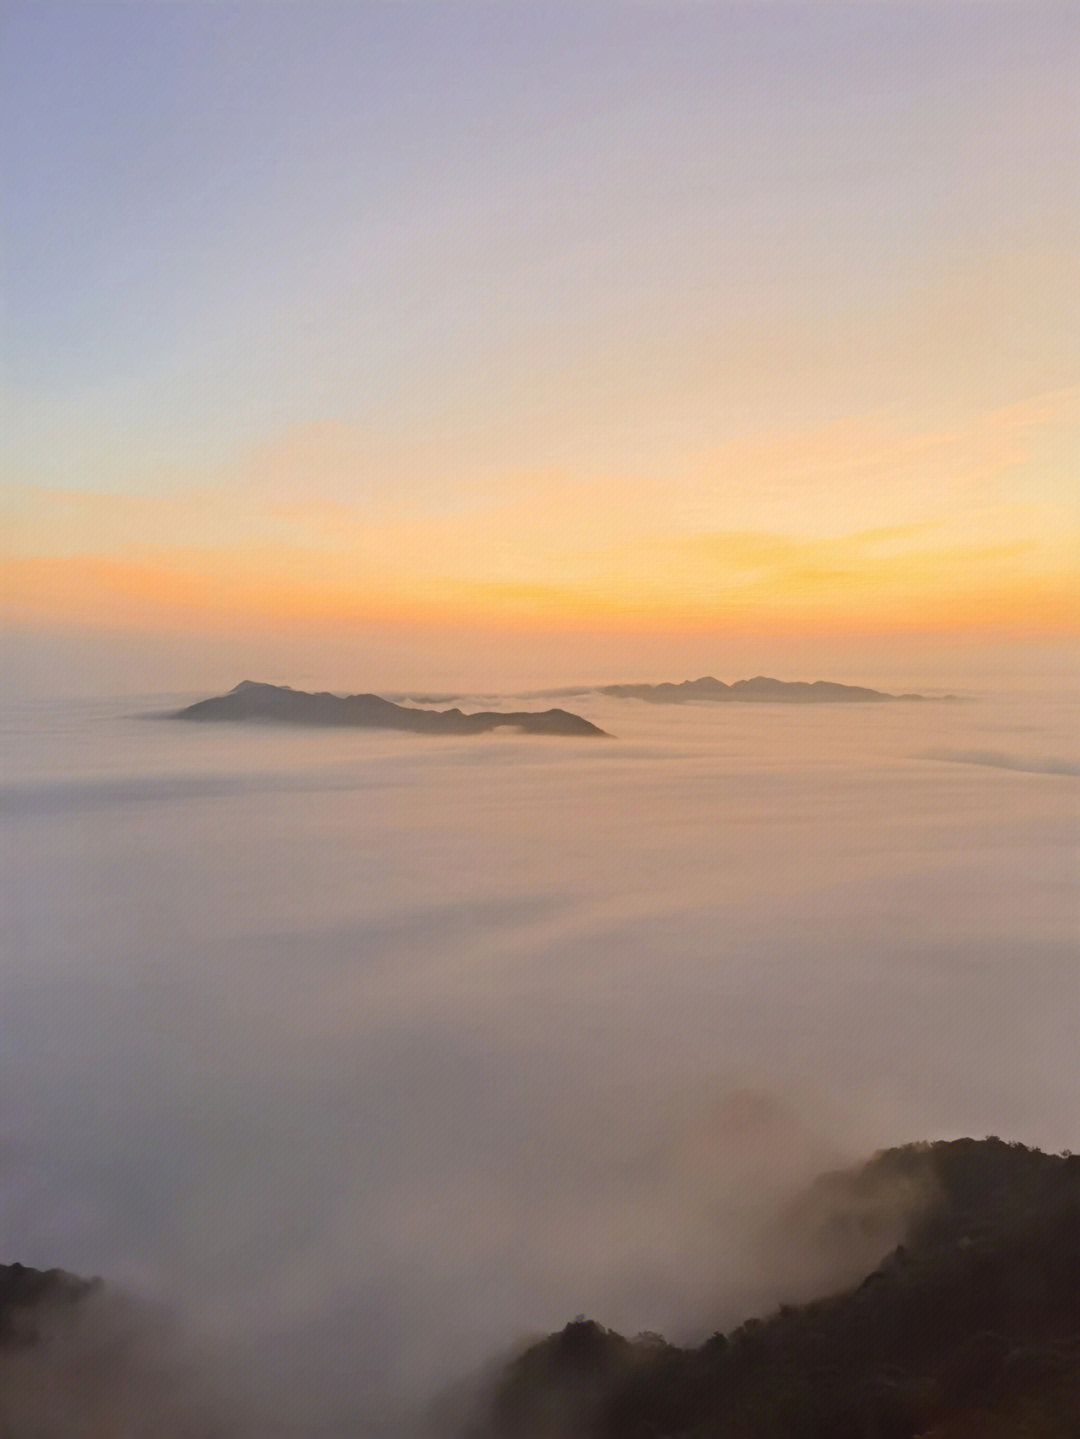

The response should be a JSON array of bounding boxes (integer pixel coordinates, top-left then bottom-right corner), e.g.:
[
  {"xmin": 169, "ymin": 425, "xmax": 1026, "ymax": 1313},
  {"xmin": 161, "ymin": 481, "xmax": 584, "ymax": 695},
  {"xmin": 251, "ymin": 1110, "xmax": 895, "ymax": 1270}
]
[
  {"xmin": 397, "ymin": 676, "xmax": 938, "ymax": 705},
  {"xmin": 594, "ymin": 675, "xmax": 931, "ymax": 703},
  {"xmin": 168, "ymin": 681, "xmax": 606, "ymax": 737}
]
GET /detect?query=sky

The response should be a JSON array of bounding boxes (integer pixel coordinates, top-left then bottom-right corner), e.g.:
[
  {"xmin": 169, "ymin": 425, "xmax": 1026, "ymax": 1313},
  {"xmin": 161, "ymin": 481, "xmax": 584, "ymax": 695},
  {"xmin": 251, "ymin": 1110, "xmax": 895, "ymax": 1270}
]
[{"xmin": 2, "ymin": 0, "xmax": 1078, "ymax": 691}]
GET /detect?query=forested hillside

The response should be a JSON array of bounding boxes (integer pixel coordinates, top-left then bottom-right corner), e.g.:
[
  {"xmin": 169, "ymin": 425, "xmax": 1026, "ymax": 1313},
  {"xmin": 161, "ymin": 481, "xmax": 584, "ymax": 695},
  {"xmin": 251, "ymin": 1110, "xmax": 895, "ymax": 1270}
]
[{"xmin": 472, "ymin": 1139, "xmax": 1080, "ymax": 1439}]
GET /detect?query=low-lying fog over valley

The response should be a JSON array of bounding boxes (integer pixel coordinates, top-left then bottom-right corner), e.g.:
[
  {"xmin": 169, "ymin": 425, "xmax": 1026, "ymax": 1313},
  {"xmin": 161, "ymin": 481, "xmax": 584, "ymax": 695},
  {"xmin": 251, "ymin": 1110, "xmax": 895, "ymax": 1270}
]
[{"xmin": 1, "ymin": 677, "xmax": 1077, "ymax": 1434}]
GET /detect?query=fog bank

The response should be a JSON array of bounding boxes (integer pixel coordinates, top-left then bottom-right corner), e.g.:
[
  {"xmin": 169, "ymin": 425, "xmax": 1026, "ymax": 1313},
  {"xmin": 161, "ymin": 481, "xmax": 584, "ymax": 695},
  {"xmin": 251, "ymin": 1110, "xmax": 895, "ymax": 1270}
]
[{"xmin": 2, "ymin": 684, "xmax": 1077, "ymax": 1431}]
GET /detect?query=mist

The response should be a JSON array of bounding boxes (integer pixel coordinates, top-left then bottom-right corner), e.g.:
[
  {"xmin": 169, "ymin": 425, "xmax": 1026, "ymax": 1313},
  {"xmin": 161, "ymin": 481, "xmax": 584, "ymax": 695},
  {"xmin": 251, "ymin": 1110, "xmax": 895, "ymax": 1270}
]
[
  {"xmin": 2, "ymin": 680, "xmax": 1078, "ymax": 1433},
  {"xmin": 4, "ymin": 624, "xmax": 1079, "ymax": 702}
]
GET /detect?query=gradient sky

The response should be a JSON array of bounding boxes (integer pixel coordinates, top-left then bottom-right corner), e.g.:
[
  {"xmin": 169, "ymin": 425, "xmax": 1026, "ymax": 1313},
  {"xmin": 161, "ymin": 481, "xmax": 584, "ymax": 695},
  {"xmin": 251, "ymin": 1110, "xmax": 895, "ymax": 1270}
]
[{"xmin": 3, "ymin": 1, "xmax": 1078, "ymax": 689}]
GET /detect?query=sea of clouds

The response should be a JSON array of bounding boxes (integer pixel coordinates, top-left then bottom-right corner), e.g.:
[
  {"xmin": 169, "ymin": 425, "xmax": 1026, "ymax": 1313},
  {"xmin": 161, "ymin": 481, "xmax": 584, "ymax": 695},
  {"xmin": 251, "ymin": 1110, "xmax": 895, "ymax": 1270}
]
[{"xmin": 1, "ymin": 682, "xmax": 1077, "ymax": 1434}]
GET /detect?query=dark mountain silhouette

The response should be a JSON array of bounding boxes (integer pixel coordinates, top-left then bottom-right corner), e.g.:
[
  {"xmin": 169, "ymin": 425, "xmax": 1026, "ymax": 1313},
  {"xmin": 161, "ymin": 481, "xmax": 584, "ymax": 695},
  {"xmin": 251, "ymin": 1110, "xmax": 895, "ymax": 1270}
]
[
  {"xmin": 394, "ymin": 677, "xmax": 941, "ymax": 706},
  {"xmin": 168, "ymin": 682, "xmax": 606, "ymax": 737},
  {"xmin": 6, "ymin": 1141, "xmax": 1080, "ymax": 1435},
  {"xmin": 470, "ymin": 1139, "xmax": 1080, "ymax": 1439},
  {"xmin": 595, "ymin": 676, "xmax": 931, "ymax": 703},
  {"xmin": 0, "ymin": 1263, "xmax": 97, "ymax": 1349}
]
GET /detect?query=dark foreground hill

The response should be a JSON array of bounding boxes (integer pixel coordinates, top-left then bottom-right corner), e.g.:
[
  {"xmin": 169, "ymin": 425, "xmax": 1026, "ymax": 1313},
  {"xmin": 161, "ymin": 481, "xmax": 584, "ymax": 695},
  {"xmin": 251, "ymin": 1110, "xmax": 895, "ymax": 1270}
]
[
  {"xmin": 169, "ymin": 681, "xmax": 606, "ymax": 737},
  {"xmin": 0, "ymin": 1263, "xmax": 97, "ymax": 1349},
  {"xmin": 595, "ymin": 676, "xmax": 930, "ymax": 703},
  {"xmin": 470, "ymin": 1139, "xmax": 1080, "ymax": 1439},
  {"xmin": 6, "ymin": 1140, "xmax": 1079, "ymax": 1436}
]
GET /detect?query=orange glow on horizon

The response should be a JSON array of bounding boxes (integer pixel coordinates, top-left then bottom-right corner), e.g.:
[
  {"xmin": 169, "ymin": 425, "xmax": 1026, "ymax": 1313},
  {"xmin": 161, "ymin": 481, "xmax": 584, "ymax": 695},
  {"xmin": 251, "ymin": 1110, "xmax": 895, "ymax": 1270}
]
[
  {"xmin": 3, "ymin": 544, "xmax": 1076, "ymax": 642},
  {"xmin": 4, "ymin": 388, "xmax": 1076, "ymax": 647}
]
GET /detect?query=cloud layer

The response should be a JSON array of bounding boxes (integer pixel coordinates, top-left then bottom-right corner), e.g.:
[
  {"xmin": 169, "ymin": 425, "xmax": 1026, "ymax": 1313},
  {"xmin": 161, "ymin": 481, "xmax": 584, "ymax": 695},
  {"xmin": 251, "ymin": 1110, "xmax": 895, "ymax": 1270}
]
[{"xmin": 2, "ymin": 685, "xmax": 1077, "ymax": 1430}]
